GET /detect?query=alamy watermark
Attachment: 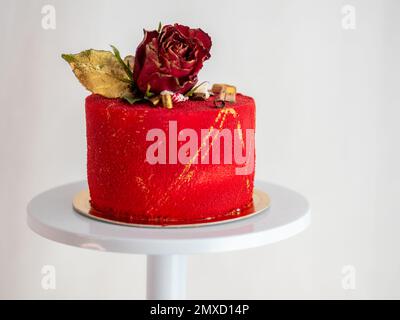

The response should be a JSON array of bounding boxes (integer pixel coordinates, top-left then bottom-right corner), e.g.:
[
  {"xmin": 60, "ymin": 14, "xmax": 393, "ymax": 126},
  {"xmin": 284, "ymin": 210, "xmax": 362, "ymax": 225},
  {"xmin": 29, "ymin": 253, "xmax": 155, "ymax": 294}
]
[
  {"xmin": 341, "ymin": 5, "xmax": 356, "ymax": 30},
  {"xmin": 41, "ymin": 5, "xmax": 56, "ymax": 30},
  {"xmin": 145, "ymin": 121, "xmax": 254, "ymax": 175},
  {"xmin": 41, "ymin": 265, "xmax": 56, "ymax": 290},
  {"xmin": 341, "ymin": 265, "xmax": 356, "ymax": 290}
]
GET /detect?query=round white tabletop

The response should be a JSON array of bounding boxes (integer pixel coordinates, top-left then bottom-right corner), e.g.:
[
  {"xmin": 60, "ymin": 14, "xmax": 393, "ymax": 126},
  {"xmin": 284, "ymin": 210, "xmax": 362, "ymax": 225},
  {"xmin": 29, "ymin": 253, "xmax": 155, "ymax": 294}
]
[
  {"xmin": 27, "ymin": 180, "xmax": 310, "ymax": 299},
  {"xmin": 27, "ymin": 180, "xmax": 310, "ymax": 255}
]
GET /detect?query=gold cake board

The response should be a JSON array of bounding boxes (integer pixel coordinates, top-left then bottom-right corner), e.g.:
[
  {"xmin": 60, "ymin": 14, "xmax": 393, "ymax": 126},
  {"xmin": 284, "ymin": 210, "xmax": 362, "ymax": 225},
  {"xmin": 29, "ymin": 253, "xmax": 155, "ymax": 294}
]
[{"xmin": 73, "ymin": 189, "xmax": 270, "ymax": 228}]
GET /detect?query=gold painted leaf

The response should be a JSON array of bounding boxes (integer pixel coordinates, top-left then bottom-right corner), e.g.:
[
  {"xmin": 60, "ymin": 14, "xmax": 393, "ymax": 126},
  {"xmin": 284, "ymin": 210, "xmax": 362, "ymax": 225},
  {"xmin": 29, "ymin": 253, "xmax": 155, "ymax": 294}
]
[{"xmin": 62, "ymin": 49, "xmax": 132, "ymax": 98}]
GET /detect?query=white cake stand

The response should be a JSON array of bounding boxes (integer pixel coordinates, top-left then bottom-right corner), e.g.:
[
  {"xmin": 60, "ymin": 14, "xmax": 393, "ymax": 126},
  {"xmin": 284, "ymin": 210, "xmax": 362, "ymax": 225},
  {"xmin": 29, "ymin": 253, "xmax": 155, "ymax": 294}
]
[{"xmin": 27, "ymin": 180, "xmax": 310, "ymax": 299}]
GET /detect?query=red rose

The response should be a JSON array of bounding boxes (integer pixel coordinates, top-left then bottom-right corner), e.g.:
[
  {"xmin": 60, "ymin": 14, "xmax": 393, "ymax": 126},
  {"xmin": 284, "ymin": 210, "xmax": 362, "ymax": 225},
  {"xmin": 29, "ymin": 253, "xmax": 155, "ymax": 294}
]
[{"xmin": 133, "ymin": 24, "xmax": 212, "ymax": 95}]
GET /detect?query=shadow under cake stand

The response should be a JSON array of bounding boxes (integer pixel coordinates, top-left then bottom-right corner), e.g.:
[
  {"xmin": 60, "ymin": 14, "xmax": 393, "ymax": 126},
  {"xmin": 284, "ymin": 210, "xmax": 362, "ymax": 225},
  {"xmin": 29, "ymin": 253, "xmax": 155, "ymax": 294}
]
[{"xmin": 27, "ymin": 180, "xmax": 310, "ymax": 299}]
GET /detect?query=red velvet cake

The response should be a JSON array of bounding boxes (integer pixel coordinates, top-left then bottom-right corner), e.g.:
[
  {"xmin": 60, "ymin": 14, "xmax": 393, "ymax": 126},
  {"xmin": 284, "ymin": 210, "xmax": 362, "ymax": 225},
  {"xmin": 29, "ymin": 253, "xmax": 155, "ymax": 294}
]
[
  {"xmin": 85, "ymin": 94, "xmax": 255, "ymax": 225},
  {"xmin": 63, "ymin": 23, "xmax": 256, "ymax": 225}
]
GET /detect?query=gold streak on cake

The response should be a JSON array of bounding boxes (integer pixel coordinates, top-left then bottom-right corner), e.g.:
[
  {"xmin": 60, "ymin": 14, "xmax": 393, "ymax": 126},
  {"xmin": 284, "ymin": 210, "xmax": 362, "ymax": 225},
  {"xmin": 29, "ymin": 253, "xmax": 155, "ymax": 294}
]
[
  {"xmin": 200, "ymin": 108, "xmax": 242, "ymax": 162},
  {"xmin": 236, "ymin": 122, "xmax": 245, "ymax": 148},
  {"xmin": 147, "ymin": 107, "xmax": 248, "ymax": 214},
  {"xmin": 180, "ymin": 170, "xmax": 194, "ymax": 183},
  {"xmin": 179, "ymin": 107, "xmax": 238, "ymax": 178}
]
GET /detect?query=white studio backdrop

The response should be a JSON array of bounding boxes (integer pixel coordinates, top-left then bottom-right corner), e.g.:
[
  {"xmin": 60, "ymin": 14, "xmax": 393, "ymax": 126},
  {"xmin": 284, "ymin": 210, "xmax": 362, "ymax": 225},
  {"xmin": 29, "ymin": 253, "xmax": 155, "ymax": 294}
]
[{"xmin": 0, "ymin": 0, "xmax": 399, "ymax": 299}]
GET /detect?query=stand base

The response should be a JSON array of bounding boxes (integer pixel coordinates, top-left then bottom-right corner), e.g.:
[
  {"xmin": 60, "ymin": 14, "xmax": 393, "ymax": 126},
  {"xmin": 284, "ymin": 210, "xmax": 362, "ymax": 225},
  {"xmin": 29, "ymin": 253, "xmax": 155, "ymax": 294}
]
[{"xmin": 146, "ymin": 255, "xmax": 187, "ymax": 299}]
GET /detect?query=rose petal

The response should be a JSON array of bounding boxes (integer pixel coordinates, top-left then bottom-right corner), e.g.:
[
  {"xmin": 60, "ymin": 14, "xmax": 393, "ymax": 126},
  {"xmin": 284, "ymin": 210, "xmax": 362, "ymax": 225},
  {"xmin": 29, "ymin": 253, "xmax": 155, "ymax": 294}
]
[
  {"xmin": 133, "ymin": 29, "xmax": 159, "ymax": 84},
  {"xmin": 133, "ymin": 24, "xmax": 212, "ymax": 95}
]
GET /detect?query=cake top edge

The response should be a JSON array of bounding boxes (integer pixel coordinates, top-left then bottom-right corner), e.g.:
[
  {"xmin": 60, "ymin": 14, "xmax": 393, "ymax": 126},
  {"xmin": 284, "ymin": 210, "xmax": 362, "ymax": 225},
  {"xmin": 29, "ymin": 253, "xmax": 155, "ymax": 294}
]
[{"xmin": 86, "ymin": 93, "xmax": 255, "ymax": 112}]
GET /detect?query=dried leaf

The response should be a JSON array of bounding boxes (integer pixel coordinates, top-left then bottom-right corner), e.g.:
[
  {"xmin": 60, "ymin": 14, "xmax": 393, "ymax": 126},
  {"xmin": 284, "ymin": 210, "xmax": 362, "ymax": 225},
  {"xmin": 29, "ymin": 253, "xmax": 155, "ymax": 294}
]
[
  {"xmin": 123, "ymin": 92, "xmax": 144, "ymax": 104},
  {"xmin": 62, "ymin": 49, "xmax": 132, "ymax": 98}
]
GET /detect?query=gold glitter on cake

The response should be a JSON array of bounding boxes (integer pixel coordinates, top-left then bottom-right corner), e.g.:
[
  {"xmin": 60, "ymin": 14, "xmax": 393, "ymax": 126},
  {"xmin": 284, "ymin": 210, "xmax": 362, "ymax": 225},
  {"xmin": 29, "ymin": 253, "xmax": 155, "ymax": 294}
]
[
  {"xmin": 135, "ymin": 176, "xmax": 150, "ymax": 194},
  {"xmin": 246, "ymin": 178, "xmax": 251, "ymax": 190},
  {"xmin": 147, "ymin": 105, "xmax": 250, "ymax": 215}
]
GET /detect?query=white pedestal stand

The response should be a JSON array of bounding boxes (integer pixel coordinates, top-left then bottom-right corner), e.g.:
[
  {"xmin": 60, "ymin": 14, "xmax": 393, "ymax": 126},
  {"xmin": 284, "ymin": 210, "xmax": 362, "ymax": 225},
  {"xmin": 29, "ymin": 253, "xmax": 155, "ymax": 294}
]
[
  {"xmin": 27, "ymin": 180, "xmax": 310, "ymax": 299},
  {"xmin": 146, "ymin": 255, "xmax": 187, "ymax": 299}
]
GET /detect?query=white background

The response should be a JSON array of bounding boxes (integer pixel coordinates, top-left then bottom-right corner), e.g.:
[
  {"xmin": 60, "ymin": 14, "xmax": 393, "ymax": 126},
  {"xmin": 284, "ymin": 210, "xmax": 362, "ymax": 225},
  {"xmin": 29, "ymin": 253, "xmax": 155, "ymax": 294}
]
[{"xmin": 1, "ymin": 0, "xmax": 399, "ymax": 299}]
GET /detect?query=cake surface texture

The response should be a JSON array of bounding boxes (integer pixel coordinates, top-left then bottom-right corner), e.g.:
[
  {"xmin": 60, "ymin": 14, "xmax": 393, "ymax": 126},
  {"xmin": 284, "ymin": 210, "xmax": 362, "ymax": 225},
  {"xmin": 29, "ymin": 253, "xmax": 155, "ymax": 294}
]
[{"xmin": 85, "ymin": 94, "xmax": 256, "ymax": 225}]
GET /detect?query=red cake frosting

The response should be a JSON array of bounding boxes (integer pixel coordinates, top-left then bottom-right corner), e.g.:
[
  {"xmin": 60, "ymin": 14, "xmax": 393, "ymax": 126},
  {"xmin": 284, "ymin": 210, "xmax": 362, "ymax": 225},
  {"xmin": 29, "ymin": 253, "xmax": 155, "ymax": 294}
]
[{"xmin": 86, "ymin": 94, "xmax": 255, "ymax": 225}]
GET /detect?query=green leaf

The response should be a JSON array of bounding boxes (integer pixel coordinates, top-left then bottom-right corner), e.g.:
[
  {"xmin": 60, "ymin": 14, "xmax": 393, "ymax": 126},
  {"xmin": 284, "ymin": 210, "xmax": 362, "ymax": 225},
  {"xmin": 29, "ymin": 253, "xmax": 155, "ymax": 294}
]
[
  {"xmin": 145, "ymin": 84, "xmax": 154, "ymax": 97},
  {"xmin": 110, "ymin": 45, "xmax": 133, "ymax": 81},
  {"xmin": 62, "ymin": 49, "xmax": 132, "ymax": 98},
  {"xmin": 185, "ymin": 81, "xmax": 209, "ymax": 97},
  {"xmin": 157, "ymin": 21, "xmax": 162, "ymax": 33},
  {"xmin": 123, "ymin": 94, "xmax": 144, "ymax": 104}
]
